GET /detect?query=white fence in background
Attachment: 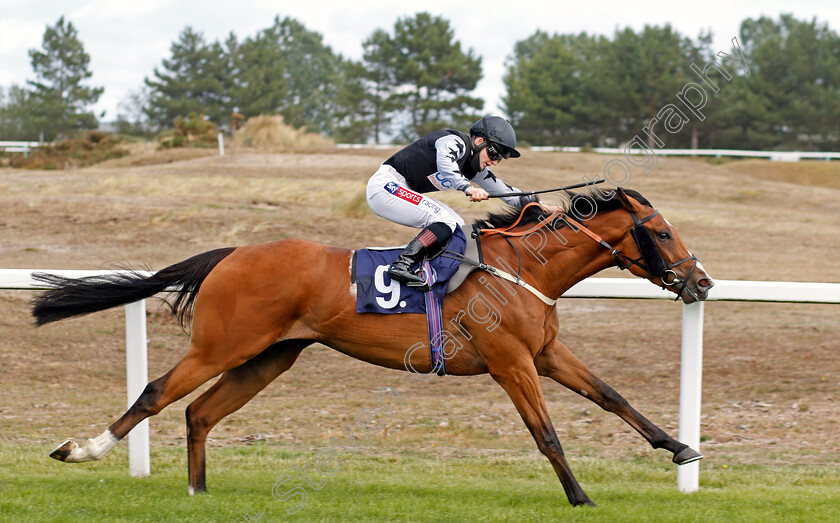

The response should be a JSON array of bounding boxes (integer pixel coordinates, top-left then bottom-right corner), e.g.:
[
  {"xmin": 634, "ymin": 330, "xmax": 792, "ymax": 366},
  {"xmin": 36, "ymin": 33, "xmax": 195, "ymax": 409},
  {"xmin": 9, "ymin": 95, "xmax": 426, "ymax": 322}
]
[
  {"xmin": 529, "ymin": 146, "xmax": 840, "ymax": 162},
  {"xmin": 0, "ymin": 141, "xmax": 45, "ymax": 155},
  {"xmin": 337, "ymin": 143, "xmax": 840, "ymax": 162},
  {"xmin": 1, "ymin": 269, "xmax": 839, "ymax": 490},
  {"xmin": 4, "ymin": 140, "xmax": 836, "ymax": 162}
]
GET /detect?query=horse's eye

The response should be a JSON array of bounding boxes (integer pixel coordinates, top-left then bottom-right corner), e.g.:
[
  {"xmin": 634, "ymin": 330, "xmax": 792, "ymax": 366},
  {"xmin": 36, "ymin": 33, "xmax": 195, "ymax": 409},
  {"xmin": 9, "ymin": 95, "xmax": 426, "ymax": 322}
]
[{"xmin": 658, "ymin": 231, "xmax": 671, "ymax": 240}]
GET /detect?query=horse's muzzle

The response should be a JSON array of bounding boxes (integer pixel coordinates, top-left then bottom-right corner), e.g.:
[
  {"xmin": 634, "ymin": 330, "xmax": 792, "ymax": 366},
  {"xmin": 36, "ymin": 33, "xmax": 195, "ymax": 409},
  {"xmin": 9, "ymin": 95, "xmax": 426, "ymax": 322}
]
[
  {"xmin": 694, "ymin": 277, "xmax": 714, "ymax": 301},
  {"xmin": 680, "ymin": 274, "xmax": 714, "ymax": 303}
]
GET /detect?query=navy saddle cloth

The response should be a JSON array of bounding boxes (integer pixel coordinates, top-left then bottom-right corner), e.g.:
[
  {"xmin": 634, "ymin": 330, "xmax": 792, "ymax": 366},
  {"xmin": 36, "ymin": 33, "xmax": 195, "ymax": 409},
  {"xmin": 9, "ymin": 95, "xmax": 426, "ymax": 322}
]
[{"xmin": 353, "ymin": 225, "xmax": 466, "ymax": 314}]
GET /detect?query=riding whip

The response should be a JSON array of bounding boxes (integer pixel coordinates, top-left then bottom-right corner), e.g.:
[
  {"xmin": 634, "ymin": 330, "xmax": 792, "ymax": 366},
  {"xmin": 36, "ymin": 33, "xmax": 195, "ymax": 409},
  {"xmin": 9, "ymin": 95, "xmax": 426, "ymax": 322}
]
[{"xmin": 486, "ymin": 179, "xmax": 606, "ymax": 199}]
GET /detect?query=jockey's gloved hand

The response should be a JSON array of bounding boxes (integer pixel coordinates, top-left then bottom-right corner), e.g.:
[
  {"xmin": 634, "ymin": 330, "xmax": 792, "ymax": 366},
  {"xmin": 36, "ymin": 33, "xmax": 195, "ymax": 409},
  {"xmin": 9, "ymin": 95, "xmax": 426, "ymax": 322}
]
[{"xmin": 465, "ymin": 187, "xmax": 489, "ymax": 202}]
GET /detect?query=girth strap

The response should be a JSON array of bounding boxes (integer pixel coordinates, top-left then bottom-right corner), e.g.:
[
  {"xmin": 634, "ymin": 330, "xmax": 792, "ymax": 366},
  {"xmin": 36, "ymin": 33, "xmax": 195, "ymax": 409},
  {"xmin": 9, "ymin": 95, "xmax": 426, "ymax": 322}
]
[{"xmin": 418, "ymin": 261, "xmax": 446, "ymax": 376}]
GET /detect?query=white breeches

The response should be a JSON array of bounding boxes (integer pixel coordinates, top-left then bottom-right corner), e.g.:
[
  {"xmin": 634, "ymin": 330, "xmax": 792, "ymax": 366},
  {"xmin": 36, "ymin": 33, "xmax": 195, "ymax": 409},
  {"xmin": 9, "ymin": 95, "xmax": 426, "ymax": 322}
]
[{"xmin": 366, "ymin": 165, "xmax": 464, "ymax": 233}]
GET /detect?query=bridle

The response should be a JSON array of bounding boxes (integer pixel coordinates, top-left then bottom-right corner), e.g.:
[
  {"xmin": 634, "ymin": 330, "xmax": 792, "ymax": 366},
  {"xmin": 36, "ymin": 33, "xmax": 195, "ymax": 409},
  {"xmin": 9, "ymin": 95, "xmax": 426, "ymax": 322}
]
[
  {"xmin": 480, "ymin": 202, "xmax": 700, "ymax": 302},
  {"xmin": 560, "ymin": 208, "xmax": 699, "ymax": 301},
  {"xmin": 616, "ymin": 210, "xmax": 699, "ymax": 301}
]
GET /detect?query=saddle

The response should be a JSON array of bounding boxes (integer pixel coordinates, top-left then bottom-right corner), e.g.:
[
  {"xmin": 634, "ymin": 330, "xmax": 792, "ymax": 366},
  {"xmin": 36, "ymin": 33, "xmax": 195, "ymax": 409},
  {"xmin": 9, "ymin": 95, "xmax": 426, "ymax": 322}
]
[{"xmin": 444, "ymin": 224, "xmax": 482, "ymax": 294}]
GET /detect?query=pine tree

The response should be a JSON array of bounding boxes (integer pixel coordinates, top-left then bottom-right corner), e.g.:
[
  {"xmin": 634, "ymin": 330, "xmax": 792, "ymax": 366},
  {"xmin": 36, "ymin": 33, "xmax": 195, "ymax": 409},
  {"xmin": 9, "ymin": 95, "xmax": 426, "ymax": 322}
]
[
  {"xmin": 504, "ymin": 26, "xmax": 706, "ymax": 148},
  {"xmin": 229, "ymin": 29, "xmax": 289, "ymax": 119},
  {"xmin": 262, "ymin": 16, "xmax": 344, "ymax": 134},
  {"xmin": 26, "ymin": 16, "xmax": 103, "ymax": 140},
  {"xmin": 364, "ymin": 13, "xmax": 483, "ymax": 140},
  {"xmin": 0, "ymin": 85, "xmax": 41, "ymax": 140},
  {"xmin": 144, "ymin": 27, "xmax": 230, "ymax": 128},
  {"xmin": 330, "ymin": 59, "xmax": 376, "ymax": 143},
  {"xmin": 502, "ymin": 31, "xmax": 586, "ymax": 145},
  {"xmin": 361, "ymin": 29, "xmax": 399, "ymax": 143}
]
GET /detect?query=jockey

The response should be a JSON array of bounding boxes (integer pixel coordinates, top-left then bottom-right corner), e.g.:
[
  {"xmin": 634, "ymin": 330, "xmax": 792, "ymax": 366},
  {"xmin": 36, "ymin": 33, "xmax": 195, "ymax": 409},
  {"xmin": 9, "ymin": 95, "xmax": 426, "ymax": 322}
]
[{"xmin": 366, "ymin": 116, "xmax": 536, "ymax": 285}]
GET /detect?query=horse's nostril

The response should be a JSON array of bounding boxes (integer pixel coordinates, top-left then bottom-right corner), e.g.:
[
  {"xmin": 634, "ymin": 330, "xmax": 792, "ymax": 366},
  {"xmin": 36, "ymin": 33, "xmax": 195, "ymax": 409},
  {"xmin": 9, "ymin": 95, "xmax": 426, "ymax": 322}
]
[{"xmin": 698, "ymin": 278, "xmax": 713, "ymax": 289}]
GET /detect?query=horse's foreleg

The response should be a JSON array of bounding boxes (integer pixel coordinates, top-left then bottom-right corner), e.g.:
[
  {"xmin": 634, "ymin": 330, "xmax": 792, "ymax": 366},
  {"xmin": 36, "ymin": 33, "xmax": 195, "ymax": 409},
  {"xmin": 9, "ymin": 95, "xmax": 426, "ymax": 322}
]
[
  {"xmin": 490, "ymin": 358, "xmax": 595, "ymax": 507},
  {"xmin": 535, "ymin": 339, "xmax": 701, "ymax": 465},
  {"xmin": 185, "ymin": 339, "xmax": 310, "ymax": 494}
]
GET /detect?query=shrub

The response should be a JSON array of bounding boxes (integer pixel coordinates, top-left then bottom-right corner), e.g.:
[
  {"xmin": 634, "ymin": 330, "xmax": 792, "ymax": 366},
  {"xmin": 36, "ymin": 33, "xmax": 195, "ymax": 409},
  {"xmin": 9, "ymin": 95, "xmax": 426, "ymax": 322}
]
[
  {"xmin": 9, "ymin": 131, "xmax": 129, "ymax": 170},
  {"xmin": 157, "ymin": 113, "xmax": 218, "ymax": 149},
  {"xmin": 233, "ymin": 115, "xmax": 333, "ymax": 149}
]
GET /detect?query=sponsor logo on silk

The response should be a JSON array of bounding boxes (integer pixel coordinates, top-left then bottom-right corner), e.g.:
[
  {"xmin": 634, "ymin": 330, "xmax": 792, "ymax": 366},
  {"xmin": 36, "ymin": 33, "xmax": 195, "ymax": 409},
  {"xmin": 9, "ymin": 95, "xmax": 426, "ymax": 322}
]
[
  {"xmin": 384, "ymin": 182, "xmax": 423, "ymax": 205},
  {"xmin": 427, "ymin": 172, "xmax": 453, "ymax": 191},
  {"xmin": 422, "ymin": 199, "xmax": 441, "ymax": 213}
]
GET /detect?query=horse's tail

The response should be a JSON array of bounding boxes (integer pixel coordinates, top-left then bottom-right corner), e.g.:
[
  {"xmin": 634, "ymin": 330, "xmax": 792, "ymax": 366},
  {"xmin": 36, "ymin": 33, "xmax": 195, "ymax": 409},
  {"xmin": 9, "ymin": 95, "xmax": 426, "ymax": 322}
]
[{"xmin": 32, "ymin": 247, "xmax": 237, "ymax": 328}]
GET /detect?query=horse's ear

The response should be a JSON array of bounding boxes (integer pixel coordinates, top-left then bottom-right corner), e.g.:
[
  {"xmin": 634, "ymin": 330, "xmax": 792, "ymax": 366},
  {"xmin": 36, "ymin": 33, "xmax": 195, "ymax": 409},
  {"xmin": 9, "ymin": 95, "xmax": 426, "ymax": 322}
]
[{"xmin": 616, "ymin": 187, "xmax": 646, "ymax": 213}]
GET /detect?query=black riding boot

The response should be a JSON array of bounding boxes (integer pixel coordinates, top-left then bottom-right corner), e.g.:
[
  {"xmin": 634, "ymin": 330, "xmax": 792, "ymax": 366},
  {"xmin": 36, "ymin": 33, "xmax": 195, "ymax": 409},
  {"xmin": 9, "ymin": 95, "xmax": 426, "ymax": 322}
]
[
  {"xmin": 386, "ymin": 238, "xmax": 427, "ymax": 285},
  {"xmin": 387, "ymin": 223, "xmax": 453, "ymax": 285}
]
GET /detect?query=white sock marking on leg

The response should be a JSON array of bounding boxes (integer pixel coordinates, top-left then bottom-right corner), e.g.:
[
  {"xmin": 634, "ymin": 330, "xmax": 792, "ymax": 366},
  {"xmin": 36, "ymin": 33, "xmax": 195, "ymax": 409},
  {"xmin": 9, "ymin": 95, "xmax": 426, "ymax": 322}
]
[{"xmin": 67, "ymin": 430, "xmax": 119, "ymax": 462}]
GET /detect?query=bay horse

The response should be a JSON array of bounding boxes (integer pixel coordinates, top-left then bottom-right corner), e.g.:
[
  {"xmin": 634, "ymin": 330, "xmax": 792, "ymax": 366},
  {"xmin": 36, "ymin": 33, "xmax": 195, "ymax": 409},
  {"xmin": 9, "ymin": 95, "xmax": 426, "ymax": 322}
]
[{"xmin": 32, "ymin": 187, "xmax": 713, "ymax": 507}]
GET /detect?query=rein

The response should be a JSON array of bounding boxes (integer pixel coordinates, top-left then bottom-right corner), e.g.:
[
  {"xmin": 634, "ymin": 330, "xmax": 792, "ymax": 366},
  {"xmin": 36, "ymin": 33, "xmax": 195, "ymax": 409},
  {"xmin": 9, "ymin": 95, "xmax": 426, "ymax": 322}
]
[
  {"xmin": 477, "ymin": 203, "xmax": 699, "ymax": 303},
  {"xmin": 479, "ymin": 202, "xmax": 559, "ymax": 237},
  {"xmin": 474, "ymin": 202, "xmax": 566, "ymax": 305},
  {"xmin": 473, "ymin": 203, "xmax": 566, "ymax": 305}
]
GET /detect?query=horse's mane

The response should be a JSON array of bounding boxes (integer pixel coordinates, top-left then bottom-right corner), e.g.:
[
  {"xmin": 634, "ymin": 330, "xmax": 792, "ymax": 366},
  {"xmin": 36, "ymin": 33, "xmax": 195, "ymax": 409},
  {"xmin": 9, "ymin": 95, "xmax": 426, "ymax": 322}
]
[{"xmin": 474, "ymin": 188, "xmax": 652, "ymax": 230}]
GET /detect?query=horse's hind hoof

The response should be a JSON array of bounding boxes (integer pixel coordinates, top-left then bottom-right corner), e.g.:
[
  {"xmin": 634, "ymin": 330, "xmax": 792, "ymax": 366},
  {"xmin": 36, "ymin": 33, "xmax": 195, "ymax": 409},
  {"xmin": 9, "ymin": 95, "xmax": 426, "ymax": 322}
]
[
  {"xmin": 50, "ymin": 439, "xmax": 78, "ymax": 462},
  {"xmin": 673, "ymin": 447, "xmax": 703, "ymax": 465}
]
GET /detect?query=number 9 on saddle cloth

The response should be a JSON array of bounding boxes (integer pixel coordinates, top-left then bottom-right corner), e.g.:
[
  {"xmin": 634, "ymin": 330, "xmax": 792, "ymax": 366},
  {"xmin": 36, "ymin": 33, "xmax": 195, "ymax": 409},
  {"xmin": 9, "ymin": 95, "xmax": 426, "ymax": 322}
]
[{"xmin": 352, "ymin": 225, "xmax": 467, "ymax": 314}]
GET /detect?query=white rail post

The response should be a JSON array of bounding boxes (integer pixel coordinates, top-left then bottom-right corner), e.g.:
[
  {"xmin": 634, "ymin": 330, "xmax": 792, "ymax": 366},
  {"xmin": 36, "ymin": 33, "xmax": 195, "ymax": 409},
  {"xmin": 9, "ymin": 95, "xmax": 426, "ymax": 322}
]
[
  {"xmin": 218, "ymin": 132, "xmax": 225, "ymax": 156},
  {"xmin": 677, "ymin": 301, "xmax": 704, "ymax": 492},
  {"xmin": 124, "ymin": 300, "xmax": 150, "ymax": 477}
]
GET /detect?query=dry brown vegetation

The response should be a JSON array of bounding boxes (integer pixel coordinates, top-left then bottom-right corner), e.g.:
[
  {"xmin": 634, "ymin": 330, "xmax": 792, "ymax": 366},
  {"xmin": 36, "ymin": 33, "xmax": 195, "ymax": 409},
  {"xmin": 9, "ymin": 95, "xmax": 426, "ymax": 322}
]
[
  {"xmin": 232, "ymin": 115, "xmax": 335, "ymax": 151},
  {"xmin": 3, "ymin": 131, "xmax": 130, "ymax": 170},
  {"xmin": 0, "ymin": 147, "xmax": 837, "ymax": 470}
]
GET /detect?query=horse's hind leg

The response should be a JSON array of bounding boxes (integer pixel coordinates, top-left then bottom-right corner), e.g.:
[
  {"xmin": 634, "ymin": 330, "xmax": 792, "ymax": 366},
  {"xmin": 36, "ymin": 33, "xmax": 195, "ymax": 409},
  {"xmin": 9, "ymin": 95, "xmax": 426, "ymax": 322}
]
[
  {"xmin": 49, "ymin": 349, "xmax": 231, "ymax": 463},
  {"xmin": 535, "ymin": 339, "xmax": 702, "ymax": 465},
  {"xmin": 185, "ymin": 339, "xmax": 311, "ymax": 494},
  {"xmin": 50, "ymin": 325, "xmax": 282, "ymax": 464}
]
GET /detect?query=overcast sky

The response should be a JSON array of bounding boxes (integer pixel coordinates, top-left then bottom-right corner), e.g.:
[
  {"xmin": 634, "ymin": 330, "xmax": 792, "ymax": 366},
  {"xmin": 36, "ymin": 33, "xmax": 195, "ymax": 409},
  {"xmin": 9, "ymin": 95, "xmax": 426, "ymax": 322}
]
[{"xmin": 1, "ymin": 0, "xmax": 837, "ymax": 121}]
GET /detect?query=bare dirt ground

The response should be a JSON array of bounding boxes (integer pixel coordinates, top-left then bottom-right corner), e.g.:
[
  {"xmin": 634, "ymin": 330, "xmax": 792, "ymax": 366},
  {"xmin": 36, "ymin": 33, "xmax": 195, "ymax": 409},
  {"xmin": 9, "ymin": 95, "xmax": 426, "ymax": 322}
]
[{"xmin": 1, "ymin": 147, "xmax": 838, "ymax": 470}]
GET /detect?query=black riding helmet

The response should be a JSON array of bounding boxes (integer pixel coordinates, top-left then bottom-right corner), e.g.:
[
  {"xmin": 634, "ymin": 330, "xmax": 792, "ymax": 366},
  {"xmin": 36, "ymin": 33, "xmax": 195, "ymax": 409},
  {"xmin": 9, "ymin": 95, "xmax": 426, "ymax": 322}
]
[{"xmin": 469, "ymin": 116, "xmax": 521, "ymax": 158}]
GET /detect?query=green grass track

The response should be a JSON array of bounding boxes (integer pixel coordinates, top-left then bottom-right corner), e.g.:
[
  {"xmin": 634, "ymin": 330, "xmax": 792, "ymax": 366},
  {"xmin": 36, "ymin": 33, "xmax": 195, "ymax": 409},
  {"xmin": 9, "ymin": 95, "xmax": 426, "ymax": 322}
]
[{"xmin": 1, "ymin": 444, "xmax": 837, "ymax": 522}]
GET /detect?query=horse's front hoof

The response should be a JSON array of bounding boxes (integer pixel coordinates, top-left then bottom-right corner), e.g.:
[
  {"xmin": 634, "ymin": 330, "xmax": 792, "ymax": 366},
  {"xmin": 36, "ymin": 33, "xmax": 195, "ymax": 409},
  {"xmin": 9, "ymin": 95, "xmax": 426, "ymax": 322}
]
[
  {"xmin": 574, "ymin": 498, "xmax": 597, "ymax": 507},
  {"xmin": 188, "ymin": 485, "xmax": 208, "ymax": 496},
  {"xmin": 50, "ymin": 439, "xmax": 78, "ymax": 462},
  {"xmin": 673, "ymin": 447, "xmax": 703, "ymax": 465}
]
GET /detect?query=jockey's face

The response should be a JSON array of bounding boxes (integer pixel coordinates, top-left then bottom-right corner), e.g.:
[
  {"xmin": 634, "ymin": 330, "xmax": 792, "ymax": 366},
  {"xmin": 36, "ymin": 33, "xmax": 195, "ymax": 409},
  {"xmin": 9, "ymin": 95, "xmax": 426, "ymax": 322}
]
[{"xmin": 474, "ymin": 136, "xmax": 500, "ymax": 170}]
